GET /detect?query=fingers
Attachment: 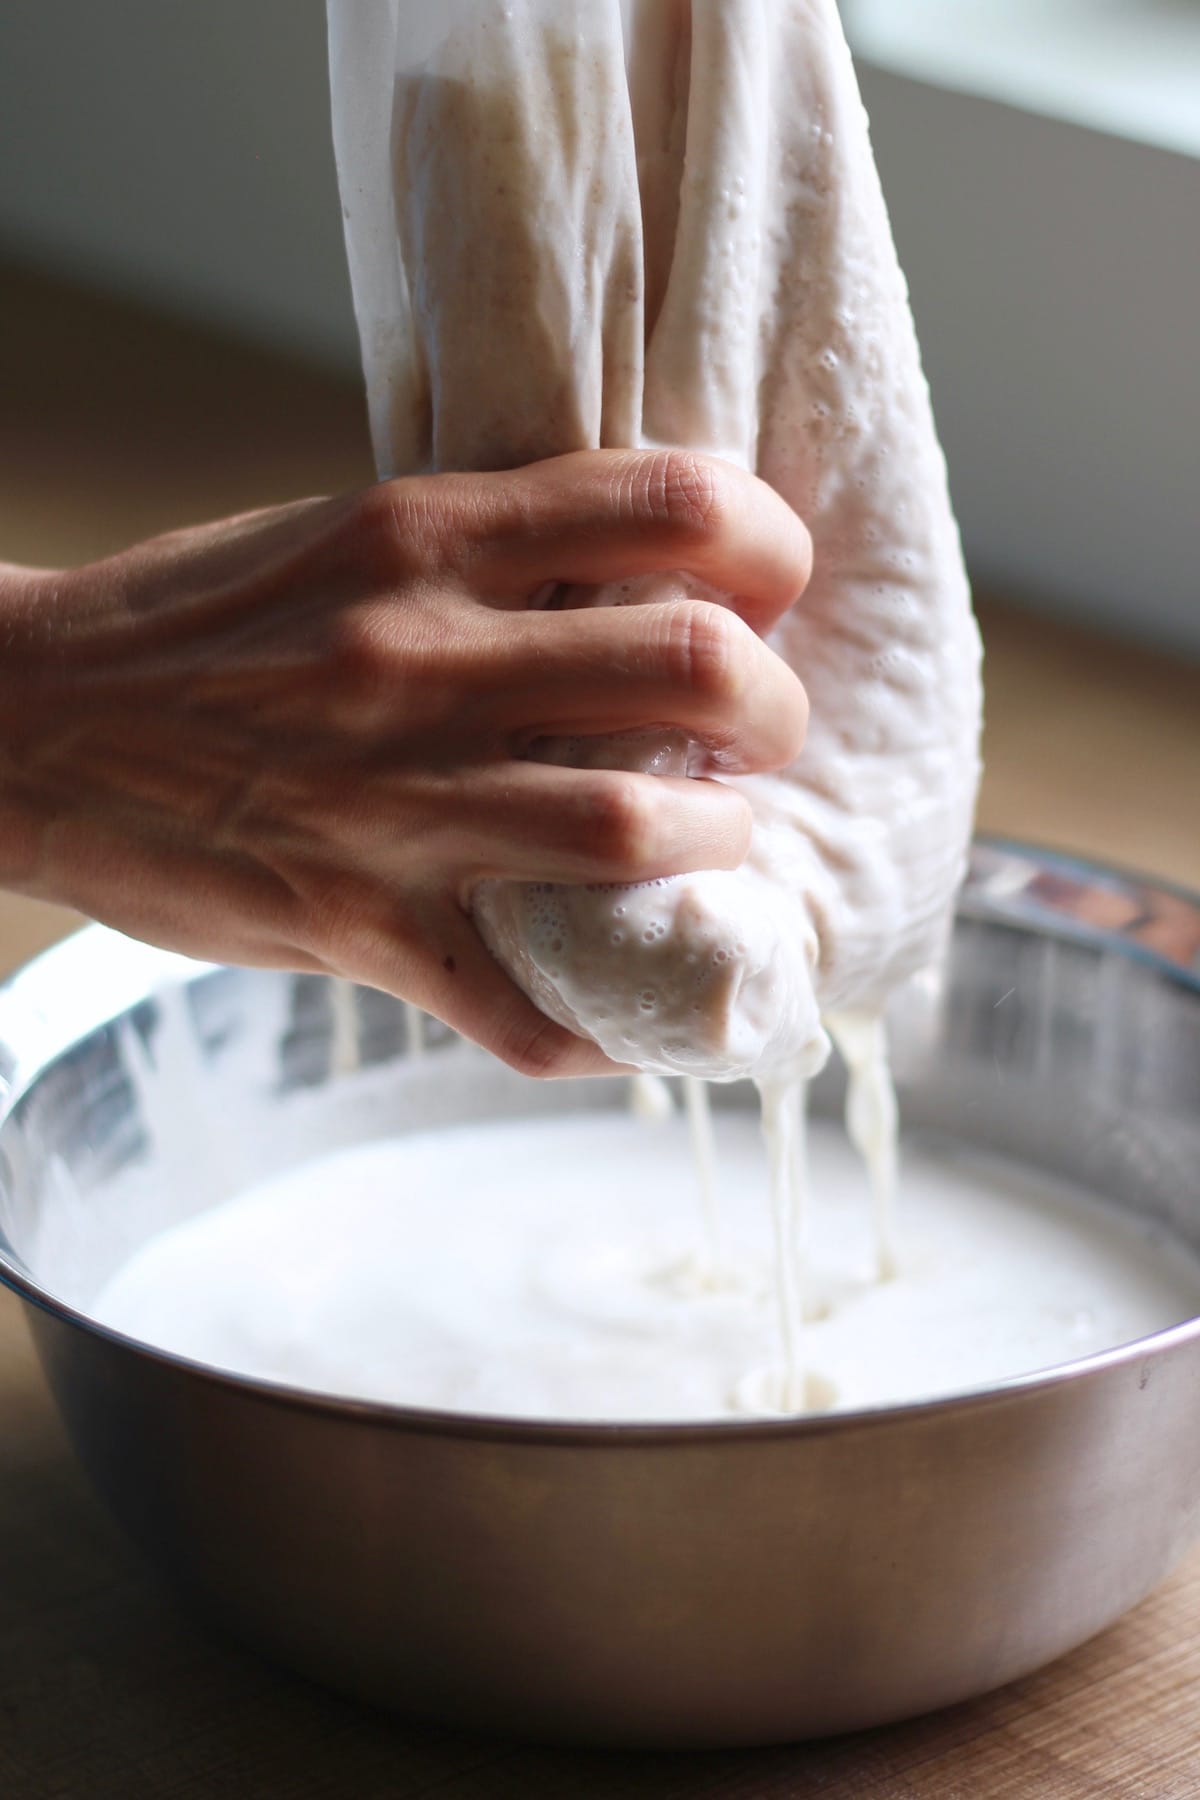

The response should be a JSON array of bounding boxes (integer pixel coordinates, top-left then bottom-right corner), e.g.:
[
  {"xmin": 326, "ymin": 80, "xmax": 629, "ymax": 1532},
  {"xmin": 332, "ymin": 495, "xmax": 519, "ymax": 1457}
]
[
  {"xmin": 399, "ymin": 449, "xmax": 813, "ymax": 634},
  {"xmin": 487, "ymin": 599, "xmax": 809, "ymax": 773},
  {"xmin": 424, "ymin": 910, "xmax": 626, "ymax": 1078},
  {"xmin": 448, "ymin": 764, "xmax": 753, "ymax": 884},
  {"xmin": 336, "ymin": 900, "xmax": 622, "ymax": 1080}
]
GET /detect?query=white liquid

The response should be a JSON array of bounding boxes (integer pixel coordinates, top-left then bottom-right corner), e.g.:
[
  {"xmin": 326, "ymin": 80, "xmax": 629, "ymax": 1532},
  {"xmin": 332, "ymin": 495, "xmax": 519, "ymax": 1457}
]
[
  {"xmin": 629, "ymin": 1073, "xmax": 674, "ymax": 1123},
  {"xmin": 755, "ymin": 1077, "xmax": 810, "ymax": 1411},
  {"xmin": 682, "ymin": 1075, "xmax": 722, "ymax": 1277},
  {"xmin": 830, "ymin": 1015, "xmax": 900, "ymax": 1280},
  {"xmin": 329, "ymin": 980, "xmax": 360, "ymax": 1078},
  {"xmin": 404, "ymin": 1001, "xmax": 425, "ymax": 1061},
  {"xmin": 92, "ymin": 1114, "xmax": 1200, "ymax": 1423}
]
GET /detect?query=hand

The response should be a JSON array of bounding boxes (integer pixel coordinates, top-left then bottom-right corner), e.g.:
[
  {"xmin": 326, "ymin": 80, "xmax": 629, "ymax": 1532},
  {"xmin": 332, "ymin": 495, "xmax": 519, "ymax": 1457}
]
[{"xmin": 0, "ymin": 449, "xmax": 811, "ymax": 1075}]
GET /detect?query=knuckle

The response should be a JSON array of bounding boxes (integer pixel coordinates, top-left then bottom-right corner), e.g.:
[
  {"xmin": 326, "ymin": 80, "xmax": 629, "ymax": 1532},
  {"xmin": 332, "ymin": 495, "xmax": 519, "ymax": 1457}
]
[
  {"xmin": 352, "ymin": 484, "xmax": 405, "ymax": 561},
  {"xmin": 751, "ymin": 667, "xmax": 809, "ymax": 772},
  {"xmin": 330, "ymin": 604, "xmax": 398, "ymax": 703},
  {"xmin": 730, "ymin": 791, "xmax": 755, "ymax": 859},
  {"xmin": 793, "ymin": 517, "xmax": 815, "ymax": 596},
  {"xmin": 662, "ymin": 602, "xmax": 746, "ymax": 708},
  {"xmin": 496, "ymin": 1010, "xmax": 576, "ymax": 1080},
  {"xmin": 784, "ymin": 675, "xmax": 811, "ymax": 763},
  {"xmin": 299, "ymin": 875, "xmax": 375, "ymax": 966},
  {"xmin": 589, "ymin": 774, "xmax": 659, "ymax": 874},
  {"xmin": 352, "ymin": 480, "xmax": 436, "ymax": 577},
  {"xmin": 638, "ymin": 450, "xmax": 725, "ymax": 545}
]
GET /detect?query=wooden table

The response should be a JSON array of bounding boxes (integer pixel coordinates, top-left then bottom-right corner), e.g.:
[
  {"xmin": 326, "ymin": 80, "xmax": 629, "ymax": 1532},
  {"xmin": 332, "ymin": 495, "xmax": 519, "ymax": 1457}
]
[{"xmin": 2, "ymin": 265, "xmax": 1199, "ymax": 1797}]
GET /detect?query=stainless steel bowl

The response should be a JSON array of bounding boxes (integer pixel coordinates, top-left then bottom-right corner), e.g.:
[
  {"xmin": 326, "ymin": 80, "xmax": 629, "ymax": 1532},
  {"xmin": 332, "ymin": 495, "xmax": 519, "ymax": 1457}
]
[{"xmin": 1, "ymin": 839, "xmax": 1199, "ymax": 1748}]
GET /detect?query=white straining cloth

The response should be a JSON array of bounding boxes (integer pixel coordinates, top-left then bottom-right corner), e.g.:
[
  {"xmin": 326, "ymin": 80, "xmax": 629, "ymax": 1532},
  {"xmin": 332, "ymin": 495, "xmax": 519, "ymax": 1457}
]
[{"xmin": 326, "ymin": 0, "xmax": 982, "ymax": 1080}]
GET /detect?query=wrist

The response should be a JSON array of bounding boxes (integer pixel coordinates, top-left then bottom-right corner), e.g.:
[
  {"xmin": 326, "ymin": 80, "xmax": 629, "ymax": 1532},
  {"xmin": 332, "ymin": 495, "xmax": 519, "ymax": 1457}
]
[{"xmin": 0, "ymin": 564, "xmax": 70, "ymax": 892}]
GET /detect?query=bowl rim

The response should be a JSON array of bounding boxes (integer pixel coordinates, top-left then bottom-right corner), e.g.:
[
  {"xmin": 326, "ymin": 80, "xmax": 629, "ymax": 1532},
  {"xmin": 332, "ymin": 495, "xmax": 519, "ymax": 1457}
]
[{"xmin": 2, "ymin": 833, "xmax": 1198, "ymax": 1446}]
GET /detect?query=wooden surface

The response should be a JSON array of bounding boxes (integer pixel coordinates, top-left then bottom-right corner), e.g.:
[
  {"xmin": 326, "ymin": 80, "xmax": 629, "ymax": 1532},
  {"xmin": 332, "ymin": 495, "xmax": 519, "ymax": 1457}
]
[
  {"xmin": 2, "ymin": 263, "xmax": 1199, "ymax": 1795},
  {"xmin": 4, "ymin": 1295, "xmax": 1200, "ymax": 1800}
]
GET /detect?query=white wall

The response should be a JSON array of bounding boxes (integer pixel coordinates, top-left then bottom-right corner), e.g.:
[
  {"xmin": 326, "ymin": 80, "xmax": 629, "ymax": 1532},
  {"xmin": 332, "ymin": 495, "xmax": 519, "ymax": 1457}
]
[
  {"xmin": 0, "ymin": 0, "xmax": 354, "ymax": 364},
  {"xmin": 846, "ymin": 0, "xmax": 1200, "ymax": 162},
  {"xmin": 859, "ymin": 63, "xmax": 1200, "ymax": 655},
  {"xmin": 1, "ymin": 2, "xmax": 1196, "ymax": 653}
]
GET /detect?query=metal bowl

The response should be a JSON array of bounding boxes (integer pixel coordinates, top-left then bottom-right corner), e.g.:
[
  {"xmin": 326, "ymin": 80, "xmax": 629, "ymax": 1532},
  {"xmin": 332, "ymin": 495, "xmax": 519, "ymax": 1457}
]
[{"xmin": 1, "ymin": 839, "xmax": 1199, "ymax": 1748}]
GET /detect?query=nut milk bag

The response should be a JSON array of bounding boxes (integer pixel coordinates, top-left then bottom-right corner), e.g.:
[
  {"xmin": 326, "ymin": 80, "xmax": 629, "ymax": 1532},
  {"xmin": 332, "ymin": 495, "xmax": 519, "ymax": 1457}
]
[{"xmin": 326, "ymin": 0, "xmax": 982, "ymax": 1083}]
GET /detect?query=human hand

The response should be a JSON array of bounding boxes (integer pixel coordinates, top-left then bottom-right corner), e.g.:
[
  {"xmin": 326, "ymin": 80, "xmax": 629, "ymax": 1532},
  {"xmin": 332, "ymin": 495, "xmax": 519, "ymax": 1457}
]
[{"xmin": 0, "ymin": 449, "xmax": 811, "ymax": 1075}]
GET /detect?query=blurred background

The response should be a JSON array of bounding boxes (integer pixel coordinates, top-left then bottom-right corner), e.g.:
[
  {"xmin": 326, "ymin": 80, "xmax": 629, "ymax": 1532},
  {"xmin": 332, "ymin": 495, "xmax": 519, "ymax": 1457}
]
[
  {"xmin": 3, "ymin": 0, "xmax": 1197, "ymax": 649},
  {"xmin": 1, "ymin": 13, "xmax": 1197, "ymax": 1783},
  {"xmin": 0, "ymin": 0, "xmax": 1197, "ymax": 966}
]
